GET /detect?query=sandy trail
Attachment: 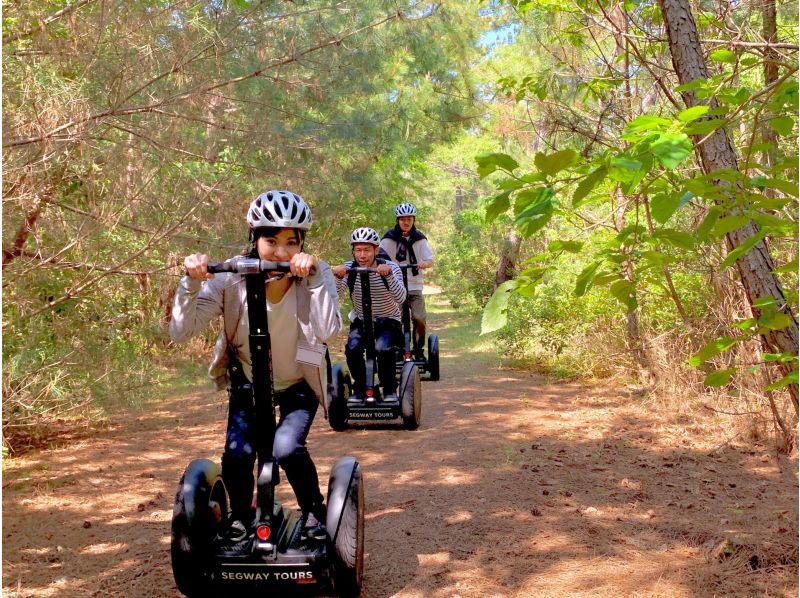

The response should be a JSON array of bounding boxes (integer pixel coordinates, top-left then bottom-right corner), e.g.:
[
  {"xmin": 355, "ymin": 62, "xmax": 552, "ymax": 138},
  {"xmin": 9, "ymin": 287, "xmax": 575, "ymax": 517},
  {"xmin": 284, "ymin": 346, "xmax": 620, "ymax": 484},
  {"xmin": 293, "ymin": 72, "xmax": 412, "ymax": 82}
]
[{"xmin": 3, "ymin": 297, "xmax": 797, "ymax": 597}]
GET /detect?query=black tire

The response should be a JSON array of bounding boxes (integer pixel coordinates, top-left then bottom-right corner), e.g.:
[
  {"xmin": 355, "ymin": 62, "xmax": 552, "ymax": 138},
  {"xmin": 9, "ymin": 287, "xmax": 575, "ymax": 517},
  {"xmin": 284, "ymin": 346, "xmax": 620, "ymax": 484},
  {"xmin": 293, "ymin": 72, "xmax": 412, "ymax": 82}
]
[
  {"xmin": 328, "ymin": 364, "xmax": 350, "ymax": 431},
  {"xmin": 400, "ymin": 362, "xmax": 422, "ymax": 430},
  {"xmin": 427, "ymin": 334, "xmax": 440, "ymax": 381},
  {"xmin": 327, "ymin": 457, "xmax": 365, "ymax": 597},
  {"xmin": 171, "ymin": 459, "xmax": 227, "ymax": 597}
]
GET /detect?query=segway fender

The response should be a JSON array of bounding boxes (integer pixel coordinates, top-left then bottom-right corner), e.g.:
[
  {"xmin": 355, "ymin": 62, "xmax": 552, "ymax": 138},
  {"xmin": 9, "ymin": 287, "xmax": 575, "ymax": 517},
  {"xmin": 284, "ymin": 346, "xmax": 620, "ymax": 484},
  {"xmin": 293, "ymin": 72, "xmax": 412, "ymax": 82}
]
[
  {"xmin": 182, "ymin": 458, "xmax": 222, "ymax": 523},
  {"xmin": 326, "ymin": 456, "xmax": 359, "ymax": 543}
]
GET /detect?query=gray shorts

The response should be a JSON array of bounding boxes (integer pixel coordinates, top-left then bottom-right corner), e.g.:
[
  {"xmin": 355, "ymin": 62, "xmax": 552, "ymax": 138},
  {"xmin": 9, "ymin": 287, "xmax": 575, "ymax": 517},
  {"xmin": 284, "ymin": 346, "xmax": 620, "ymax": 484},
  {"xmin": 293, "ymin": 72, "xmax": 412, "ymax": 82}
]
[{"xmin": 408, "ymin": 291, "xmax": 427, "ymax": 321}]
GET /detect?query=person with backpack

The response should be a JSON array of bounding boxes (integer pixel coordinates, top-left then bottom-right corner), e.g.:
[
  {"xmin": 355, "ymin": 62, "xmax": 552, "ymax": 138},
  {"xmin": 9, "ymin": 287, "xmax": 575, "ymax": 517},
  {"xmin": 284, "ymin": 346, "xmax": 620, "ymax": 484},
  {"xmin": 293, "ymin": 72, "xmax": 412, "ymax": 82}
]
[
  {"xmin": 332, "ymin": 227, "xmax": 406, "ymax": 401},
  {"xmin": 380, "ymin": 202, "xmax": 434, "ymax": 360},
  {"xmin": 169, "ymin": 190, "xmax": 341, "ymax": 548}
]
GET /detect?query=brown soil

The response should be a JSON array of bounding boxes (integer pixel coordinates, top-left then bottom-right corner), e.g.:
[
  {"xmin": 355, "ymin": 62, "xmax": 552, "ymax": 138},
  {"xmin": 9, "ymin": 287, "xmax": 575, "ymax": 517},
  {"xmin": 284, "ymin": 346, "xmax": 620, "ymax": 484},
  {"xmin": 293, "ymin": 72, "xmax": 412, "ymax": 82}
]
[{"xmin": 3, "ymin": 297, "xmax": 798, "ymax": 597}]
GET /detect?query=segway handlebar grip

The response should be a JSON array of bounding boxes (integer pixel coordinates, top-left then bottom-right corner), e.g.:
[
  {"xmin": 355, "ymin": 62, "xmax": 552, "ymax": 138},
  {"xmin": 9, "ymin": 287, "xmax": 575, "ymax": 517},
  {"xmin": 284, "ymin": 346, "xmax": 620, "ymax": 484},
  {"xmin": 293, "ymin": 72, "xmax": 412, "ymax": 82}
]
[{"xmin": 207, "ymin": 258, "xmax": 294, "ymax": 275}]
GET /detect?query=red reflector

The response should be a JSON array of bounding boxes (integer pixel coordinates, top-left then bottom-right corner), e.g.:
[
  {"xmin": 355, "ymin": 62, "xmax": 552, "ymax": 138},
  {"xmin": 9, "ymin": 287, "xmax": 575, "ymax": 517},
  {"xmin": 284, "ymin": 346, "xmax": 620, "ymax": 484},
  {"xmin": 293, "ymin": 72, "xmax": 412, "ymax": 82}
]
[
  {"xmin": 404, "ymin": 352, "xmax": 411, "ymax": 359},
  {"xmin": 256, "ymin": 525, "xmax": 271, "ymax": 541},
  {"xmin": 366, "ymin": 388, "xmax": 374, "ymax": 397}
]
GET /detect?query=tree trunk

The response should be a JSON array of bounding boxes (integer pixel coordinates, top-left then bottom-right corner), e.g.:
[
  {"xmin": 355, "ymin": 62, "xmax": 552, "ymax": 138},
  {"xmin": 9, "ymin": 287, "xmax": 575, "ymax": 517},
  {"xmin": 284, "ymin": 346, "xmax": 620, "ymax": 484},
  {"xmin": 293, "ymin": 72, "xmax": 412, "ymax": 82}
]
[
  {"xmin": 2, "ymin": 191, "xmax": 47, "ymax": 268},
  {"xmin": 494, "ymin": 229, "xmax": 520, "ymax": 290},
  {"xmin": 658, "ymin": 0, "xmax": 798, "ymax": 406},
  {"xmin": 615, "ymin": 187, "xmax": 656, "ymax": 385},
  {"xmin": 761, "ymin": 0, "xmax": 780, "ymax": 171}
]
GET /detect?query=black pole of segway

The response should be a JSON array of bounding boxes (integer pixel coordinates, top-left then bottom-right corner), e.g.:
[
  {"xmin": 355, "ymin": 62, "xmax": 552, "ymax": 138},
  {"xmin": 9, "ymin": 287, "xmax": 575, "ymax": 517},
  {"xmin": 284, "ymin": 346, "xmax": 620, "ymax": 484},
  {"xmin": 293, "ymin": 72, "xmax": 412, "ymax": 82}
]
[
  {"xmin": 359, "ymin": 270, "xmax": 377, "ymax": 396},
  {"xmin": 244, "ymin": 273, "xmax": 279, "ymax": 525},
  {"xmin": 400, "ymin": 267, "xmax": 412, "ymax": 359}
]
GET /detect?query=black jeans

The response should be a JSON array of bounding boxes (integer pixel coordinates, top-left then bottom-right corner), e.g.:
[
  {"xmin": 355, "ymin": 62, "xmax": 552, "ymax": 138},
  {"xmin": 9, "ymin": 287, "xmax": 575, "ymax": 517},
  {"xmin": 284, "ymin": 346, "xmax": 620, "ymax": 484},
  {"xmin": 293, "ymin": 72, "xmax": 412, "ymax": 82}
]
[
  {"xmin": 345, "ymin": 317, "xmax": 402, "ymax": 395},
  {"xmin": 221, "ymin": 380, "xmax": 324, "ymax": 523}
]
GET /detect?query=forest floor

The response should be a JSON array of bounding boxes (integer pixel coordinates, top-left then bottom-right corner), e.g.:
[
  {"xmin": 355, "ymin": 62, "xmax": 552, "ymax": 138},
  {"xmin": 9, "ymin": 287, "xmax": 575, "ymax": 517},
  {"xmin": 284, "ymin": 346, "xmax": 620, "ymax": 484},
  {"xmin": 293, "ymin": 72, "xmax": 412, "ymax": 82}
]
[{"xmin": 3, "ymin": 290, "xmax": 798, "ymax": 597}]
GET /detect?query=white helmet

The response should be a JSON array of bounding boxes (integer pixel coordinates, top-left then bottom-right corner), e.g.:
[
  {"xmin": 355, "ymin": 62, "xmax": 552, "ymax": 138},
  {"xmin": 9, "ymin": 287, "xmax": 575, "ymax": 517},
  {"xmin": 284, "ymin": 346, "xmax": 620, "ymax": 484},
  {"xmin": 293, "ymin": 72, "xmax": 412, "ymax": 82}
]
[
  {"xmin": 350, "ymin": 227, "xmax": 380, "ymax": 246},
  {"xmin": 395, "ymin": 202, "xmax": 417, "ymax": 217},
  {"xmin": 247, "ymin": 190, "xmax": 313, "ymax": 230}
]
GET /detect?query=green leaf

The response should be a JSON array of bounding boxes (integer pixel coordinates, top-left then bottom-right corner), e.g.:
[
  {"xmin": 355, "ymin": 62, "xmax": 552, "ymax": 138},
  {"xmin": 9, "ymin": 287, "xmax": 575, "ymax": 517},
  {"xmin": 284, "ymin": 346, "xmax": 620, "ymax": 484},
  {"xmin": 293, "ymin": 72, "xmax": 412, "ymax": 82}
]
[
  {"xmin": 709, "ymin": 49, "xmax": 736, "ymax": 63},
  {"xmin": 485, "ymin": 191, "xmax": 511, "ymax": 224},
  {"xmin": 476, "ymin": 153, "xmax": 520, "ymax": 179},
  {"xmin": 719, "ymin": 229, "xmax": 768, "ymax": 271},
  {"xmin": 704, "ymin": 368, "xmax": 736, "ymax": 386},
  {"xmin": 480, "ymin": 280, "xmax": 516, "ymax": 335},
  {"xmin": 678, "ymin": 105, "xmax": 710, "ymax": 123},
  {"xmin": 514, "ymin": 187, "xmax": 550, "ymax": 214},
  {"xmin": 712, "ymin": 215, "xmax": 749, "ymax": 237},
  {"xmin": 651, "ymin": 228, "xmax": 695, "ymax": 250},
  {"xmin": 650, "ymin": 191, "xmax": 691, "ymax": 224},
  {"xmin": 684, "ymin": 118, "xmax": 726, "ymax": 135},
  {"xmin": 594, "ymin": 272, "xmax": 621, "ymax": 286},
  {"xmin": 676, "ymin": 78, "xmax": 707, "ymax": 93},
  {"xmin": 548, "ymin": 240, "xmax": 584, "ymax": 253},
  {"xmin": 497, "ymin": 178, "xmax": 525, "ymax": 191},
  {"xmin": 696, "ymin": 206, "xmax": 723, "ymax": 242},
  {"xmin": 640, "ymin": 250, "xmax": 670, "ymax": 267},
  {"xmin": 534, "ymin": 149, "xmax": 577, "ymax": 176},
  {"xmin": 688, "ymin": 336, "xmax": 739, "ymax": 367},
  {"xmin": 774, "ymin": 258, "xmax": 798, "ymax": 274},
  {"xmin": 574, "ymin": 261, "xmax": 601, "ymax": 296},
  {"xmin": 768, "ymin": 116, "xmax": 794, "ymax": 136},
  {"xmin": 753, "ymin": 296, "xmax": 777, "ymax": 310},
  {"xmin": 752, "ymin": 177, "xmax": 799, "ymax": 197},
  {"xmin": 515, "ymin": 187, "xmax": 554, "ymax": 238},
  {"xmin": 609, "ymin": 155, "xmax": 645, "ymax": 185},
  {"xmin": 651, "ymin": 132, "xmax": 693, "ymax": 169},
  {"xmin": 761, "ymin": 352, "xmax": 797, "ymax": 363},
  {"xmin": 765, "ymin": 369, "xmax": 799, "ymax": 391},
  {"xmin": 758, "ymin": 311, "xmax": 794, "ymax": 331},
  {"xmin": 573, "ymin": 166, "xmax": 607, "ymax": 206},
  {"xmin": 625, "ymin": 115, "xmax": 671, "ymax": 134},
  {"xmin": 610, "ymin": 279, "xmax": 638, "ymax": 313}
]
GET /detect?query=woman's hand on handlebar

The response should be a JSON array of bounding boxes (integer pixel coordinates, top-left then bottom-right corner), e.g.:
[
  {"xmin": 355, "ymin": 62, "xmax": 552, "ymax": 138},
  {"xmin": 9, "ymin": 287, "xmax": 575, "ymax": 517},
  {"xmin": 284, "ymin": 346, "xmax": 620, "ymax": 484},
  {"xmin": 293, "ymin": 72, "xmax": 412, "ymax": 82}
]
[
  {"xmin": 289, "ymin": 252, "xmax": 318, "ymax": 278},
  {"xmin": 184, "ymin": 253, "xmax": 214, "ymax": 280},
  {"xmin": 333, "ymin": 264, "xmax": 348, "ymax": 279}
]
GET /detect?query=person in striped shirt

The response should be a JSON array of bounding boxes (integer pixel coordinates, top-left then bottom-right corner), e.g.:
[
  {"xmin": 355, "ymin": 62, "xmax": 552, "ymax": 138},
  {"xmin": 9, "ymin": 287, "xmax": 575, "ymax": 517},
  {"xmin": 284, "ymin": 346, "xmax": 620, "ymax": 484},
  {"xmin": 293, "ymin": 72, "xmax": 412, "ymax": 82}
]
[{"xmin": 333, "ymin": 227, "xmax": 406, "ymax": 401}]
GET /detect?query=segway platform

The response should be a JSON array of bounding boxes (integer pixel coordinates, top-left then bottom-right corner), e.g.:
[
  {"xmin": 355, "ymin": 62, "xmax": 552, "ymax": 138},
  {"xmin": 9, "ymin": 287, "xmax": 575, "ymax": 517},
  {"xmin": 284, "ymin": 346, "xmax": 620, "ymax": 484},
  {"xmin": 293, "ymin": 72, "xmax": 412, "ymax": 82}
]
[{"xmin": 211, "ymin": 506, "xmax": 329, "ymax": 589}]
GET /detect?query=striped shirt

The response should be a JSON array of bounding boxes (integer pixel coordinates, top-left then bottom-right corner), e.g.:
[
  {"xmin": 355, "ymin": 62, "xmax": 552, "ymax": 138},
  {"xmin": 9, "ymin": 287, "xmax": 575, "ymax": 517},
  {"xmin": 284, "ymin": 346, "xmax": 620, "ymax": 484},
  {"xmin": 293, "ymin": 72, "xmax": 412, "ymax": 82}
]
[{"xmin": 336, "ymin": 261, "xmax": 406, "ymax": 322}]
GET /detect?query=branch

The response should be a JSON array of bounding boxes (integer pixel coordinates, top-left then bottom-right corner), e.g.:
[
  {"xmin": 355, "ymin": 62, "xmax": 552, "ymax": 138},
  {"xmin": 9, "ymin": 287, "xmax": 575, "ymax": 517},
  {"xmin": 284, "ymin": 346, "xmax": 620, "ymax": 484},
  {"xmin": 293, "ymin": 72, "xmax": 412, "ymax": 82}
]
[
  {"xmin": 4, "ymin": 10, "xmax": 401, "ymax": 149},
  {"xmin": 18, "ymin": 178, "xmax": 225, "ymax": 321},
  {"xmin": 2, "ymin": 189, "xmax": 49, "ymax": 268},
  {"xmin": 3, "ymin": 0, "xmax": 95, "ymax": 45}
]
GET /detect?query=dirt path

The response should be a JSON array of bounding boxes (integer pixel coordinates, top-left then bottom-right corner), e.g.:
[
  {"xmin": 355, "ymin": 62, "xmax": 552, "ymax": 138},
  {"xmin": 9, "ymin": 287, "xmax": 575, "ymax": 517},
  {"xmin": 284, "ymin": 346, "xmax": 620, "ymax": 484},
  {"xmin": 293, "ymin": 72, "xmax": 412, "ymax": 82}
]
[{"xmin": 3, "ymin": 296, "xmax": 798, "ymax": 597}]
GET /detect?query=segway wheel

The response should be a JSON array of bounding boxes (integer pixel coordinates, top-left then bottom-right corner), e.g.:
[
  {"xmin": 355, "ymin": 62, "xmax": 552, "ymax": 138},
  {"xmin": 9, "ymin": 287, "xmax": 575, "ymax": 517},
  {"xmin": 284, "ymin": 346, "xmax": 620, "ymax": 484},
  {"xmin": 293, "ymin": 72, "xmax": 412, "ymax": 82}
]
[
  {"xmin": 171, "ymin": 459, "xmax": 228, "ymax": 597},
  {"xmin": 327, "ymin": 457, "xmax": 365, "ymax": 597},
  {"xmin": 328, "ymin": 364, "xmax": 350, "ymax": 431},
  {"xmin": 427, "ymin": 334, "xmax": 440, "ymax": 381},
  {"xmin": 399, "ymin": 361, "xmax": 422, "ymax": 430}
]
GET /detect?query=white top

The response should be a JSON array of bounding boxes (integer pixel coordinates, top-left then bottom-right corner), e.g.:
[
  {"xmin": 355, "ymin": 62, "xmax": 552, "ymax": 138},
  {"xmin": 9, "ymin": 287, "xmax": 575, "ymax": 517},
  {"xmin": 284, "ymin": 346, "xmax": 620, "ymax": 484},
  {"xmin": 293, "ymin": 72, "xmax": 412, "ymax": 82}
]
[
  {"xmin": 267, "ymin": 284, "xmax": 303, "ymax": 391},
  {"xmin": 379, "ymin": 237, "xmax": 434, "ymax": 292}
]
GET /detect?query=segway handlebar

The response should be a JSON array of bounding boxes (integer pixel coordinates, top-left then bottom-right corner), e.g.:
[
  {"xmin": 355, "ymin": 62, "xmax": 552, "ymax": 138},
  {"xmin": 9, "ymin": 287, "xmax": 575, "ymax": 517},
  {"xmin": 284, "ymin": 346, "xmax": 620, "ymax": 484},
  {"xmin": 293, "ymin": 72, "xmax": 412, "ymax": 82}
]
[
  {"xmin": 345, "ymin": 266, "xmax": 382, "ymax": 274},
  {"xmin": 207, "ymin": 258, "xmax": 293, "ymax": 275}
]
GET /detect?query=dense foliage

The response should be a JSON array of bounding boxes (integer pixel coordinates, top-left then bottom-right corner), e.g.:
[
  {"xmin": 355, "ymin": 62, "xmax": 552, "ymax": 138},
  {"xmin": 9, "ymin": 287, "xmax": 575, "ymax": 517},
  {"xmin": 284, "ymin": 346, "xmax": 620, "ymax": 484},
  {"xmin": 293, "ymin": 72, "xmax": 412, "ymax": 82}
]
[{"xmin": 3, "ymin": 0, "xmax": 797, "ymax": 450}]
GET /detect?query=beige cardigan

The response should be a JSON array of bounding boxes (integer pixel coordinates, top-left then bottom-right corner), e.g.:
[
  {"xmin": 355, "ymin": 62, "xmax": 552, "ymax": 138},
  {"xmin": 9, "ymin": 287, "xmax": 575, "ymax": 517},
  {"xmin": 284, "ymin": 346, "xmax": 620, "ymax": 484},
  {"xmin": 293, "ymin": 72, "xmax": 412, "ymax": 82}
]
[{"xmin": 169, "ymin": 260, "xmax": 342, "ymax": 414}]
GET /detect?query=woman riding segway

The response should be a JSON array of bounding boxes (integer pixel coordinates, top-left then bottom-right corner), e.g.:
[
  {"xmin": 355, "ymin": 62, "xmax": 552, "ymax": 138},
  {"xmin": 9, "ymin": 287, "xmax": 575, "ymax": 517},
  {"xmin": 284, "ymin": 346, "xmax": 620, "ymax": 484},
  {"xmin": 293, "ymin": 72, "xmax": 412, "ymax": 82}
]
[{"xmin": 170, "ymin": 190, "xmax": 341, "ymax": 547}]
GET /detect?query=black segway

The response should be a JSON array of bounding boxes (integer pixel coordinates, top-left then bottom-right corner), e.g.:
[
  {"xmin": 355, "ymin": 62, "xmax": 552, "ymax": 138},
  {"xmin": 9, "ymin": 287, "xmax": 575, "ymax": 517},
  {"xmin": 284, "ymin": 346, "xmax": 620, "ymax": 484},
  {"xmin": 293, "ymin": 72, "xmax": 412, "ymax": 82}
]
[
  {"xmin": 171, "ymin": 257, "xmax": 364, "ymax": 597},
  {"xmin": 327, "ymin": 266, "xmax": 421, "ymax": 431},
  {"xmin": 395, "ymin": 264, "xmax": 440, "ymax": 382}
]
